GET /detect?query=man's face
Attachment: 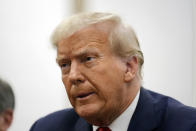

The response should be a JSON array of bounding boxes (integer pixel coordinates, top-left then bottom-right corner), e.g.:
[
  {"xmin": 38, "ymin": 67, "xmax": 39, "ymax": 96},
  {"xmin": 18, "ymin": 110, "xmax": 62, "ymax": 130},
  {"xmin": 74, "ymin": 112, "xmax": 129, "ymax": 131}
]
[{"xmin": 57, "ymin": 25, "xmax": 131, "ymax": 123}]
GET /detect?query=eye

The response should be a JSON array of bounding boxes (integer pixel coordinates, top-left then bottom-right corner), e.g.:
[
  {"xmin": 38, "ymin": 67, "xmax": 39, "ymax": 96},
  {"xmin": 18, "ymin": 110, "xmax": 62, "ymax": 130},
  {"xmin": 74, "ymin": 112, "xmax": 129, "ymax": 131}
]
[
  {"xmin": 59, "ymin": 61, "xmax": 71, "ymax": 74},
  {"xmin": 61, "ymin": 63, "xmax": 68, "ymax": 68},
  {"xmin": 82, "ymin": 56, "xmax": 97, "ymax": 68},
  {"xmin": 82, "ymin": 56, "xmax": 96, "ymax": 63},
  {"xmin": 86, "ymin": 56, "xmax": 93, "ymax": 61}
]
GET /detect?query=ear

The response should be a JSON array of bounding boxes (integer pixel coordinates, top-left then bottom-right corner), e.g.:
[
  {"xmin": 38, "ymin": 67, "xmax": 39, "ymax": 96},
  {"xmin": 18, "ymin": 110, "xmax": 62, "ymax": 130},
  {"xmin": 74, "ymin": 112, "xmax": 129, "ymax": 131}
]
[
  {"xmin": 0, "ymin": 109, "xmax": 13, "ymax": 131},
  {"xmin": 124, "ymin": 56, "xmax": 138, "ymax": 82}
]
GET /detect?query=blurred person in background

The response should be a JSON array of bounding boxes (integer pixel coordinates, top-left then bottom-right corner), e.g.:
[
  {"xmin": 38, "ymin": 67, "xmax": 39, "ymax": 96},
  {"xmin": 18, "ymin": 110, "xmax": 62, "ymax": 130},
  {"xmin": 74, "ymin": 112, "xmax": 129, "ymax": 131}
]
[{"xmin": 0, "ymin": 78, "xmax": 15, "ymax": 131}]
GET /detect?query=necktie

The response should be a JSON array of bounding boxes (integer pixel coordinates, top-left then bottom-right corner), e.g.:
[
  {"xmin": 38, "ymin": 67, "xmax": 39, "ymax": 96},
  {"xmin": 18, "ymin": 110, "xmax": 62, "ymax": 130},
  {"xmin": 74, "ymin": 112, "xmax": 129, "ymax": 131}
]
[{"xmin": 96, "ymin": 127, "xmax": 111, "ymax": 131}]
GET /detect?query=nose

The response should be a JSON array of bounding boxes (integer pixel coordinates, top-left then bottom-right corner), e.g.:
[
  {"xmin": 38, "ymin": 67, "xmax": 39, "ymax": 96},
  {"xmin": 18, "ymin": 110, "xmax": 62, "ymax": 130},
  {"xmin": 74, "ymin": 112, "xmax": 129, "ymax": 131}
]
[{"xmin": 68, "ymin": 61, "xmax": 85, "ymax": 85}]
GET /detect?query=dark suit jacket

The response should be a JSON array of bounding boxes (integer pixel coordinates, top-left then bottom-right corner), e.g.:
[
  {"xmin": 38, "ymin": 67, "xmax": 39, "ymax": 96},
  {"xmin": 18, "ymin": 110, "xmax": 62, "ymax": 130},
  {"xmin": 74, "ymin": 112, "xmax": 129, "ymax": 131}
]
[{"xmin": 30, "ymin": 88, "xmax": 196, "ymax": 131}]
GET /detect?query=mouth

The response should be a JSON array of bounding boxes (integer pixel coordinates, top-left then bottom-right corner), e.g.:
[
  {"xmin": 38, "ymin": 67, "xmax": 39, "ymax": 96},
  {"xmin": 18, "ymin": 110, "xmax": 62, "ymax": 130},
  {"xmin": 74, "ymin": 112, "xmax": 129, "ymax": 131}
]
[{"xmin": 76, "ymin": 92, "xmax": 95, "ymax": 99}]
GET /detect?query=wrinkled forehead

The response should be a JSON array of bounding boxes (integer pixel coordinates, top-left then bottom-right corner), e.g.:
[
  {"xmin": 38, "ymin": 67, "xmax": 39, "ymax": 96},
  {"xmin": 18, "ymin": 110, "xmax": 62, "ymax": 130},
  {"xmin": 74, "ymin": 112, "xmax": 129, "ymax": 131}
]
[{"xmin": 56, "ymin": 24, "xmax": 115, "ymax": 60}]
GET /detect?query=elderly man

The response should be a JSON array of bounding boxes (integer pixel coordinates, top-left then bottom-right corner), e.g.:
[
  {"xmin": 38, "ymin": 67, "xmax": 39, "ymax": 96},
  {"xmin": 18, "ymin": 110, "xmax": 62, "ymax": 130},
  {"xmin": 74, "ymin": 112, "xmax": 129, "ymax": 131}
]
[
  {"xmin": 30, "ymin": 12, "xmax": 196, "ymax": 131},
  {"xmin": 0, "ymin": 78, "xmax": 15, "ymax": 131}
]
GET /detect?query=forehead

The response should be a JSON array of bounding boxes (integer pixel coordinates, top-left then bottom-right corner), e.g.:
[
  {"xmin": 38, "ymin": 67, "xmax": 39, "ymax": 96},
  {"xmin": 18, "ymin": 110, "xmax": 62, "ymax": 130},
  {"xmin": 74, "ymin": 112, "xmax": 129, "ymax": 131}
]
[{"xmin": 57, "ymin": 25, "xmax": 111, "ymax": 57}]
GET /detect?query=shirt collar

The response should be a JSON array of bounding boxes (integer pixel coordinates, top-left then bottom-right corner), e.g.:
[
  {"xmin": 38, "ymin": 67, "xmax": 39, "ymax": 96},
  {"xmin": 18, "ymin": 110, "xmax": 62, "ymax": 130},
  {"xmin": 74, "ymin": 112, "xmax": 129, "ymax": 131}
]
[{"xmin": 93, "ymin": 90, "xmax": 140, "ymax": 131}]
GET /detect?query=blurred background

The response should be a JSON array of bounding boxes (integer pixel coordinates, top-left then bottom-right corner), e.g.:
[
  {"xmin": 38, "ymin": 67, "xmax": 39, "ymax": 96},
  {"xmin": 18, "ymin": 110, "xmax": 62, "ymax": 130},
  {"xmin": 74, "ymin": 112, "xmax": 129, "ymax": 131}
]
[{"xmin": 0, "ymin": 0, "xmax": 195, "ymax": 130}]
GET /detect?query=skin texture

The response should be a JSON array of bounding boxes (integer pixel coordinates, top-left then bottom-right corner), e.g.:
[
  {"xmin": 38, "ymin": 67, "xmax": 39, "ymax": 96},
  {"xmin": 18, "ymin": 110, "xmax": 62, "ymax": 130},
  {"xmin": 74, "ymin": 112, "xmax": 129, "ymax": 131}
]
[
  {"xmin": 56, "ymin": 23, "xmax": 140, "ymax": 126},
  {"xmin": 0, "ymin": 109, "xmax": 13, "ymax": 131}
]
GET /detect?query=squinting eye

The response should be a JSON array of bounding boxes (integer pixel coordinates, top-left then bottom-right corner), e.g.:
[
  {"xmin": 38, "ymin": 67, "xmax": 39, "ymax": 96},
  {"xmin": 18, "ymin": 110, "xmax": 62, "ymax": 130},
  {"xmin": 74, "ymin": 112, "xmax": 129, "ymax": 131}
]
[
  {"xmin": 60, "ymin": 62, "xmax": 71, "ymax": 74},
  {"xmin": 82, "ymin": 56, "xmax": 96, "ymax": 67},
  {"xmin": 60, "ymin": 62, "xmax": 70, "ymax": 69},
  {"xmin": 81, "ymin": 56, "xmax": 95, "ymax": 64},
  {"xmin": 86, "ymin": 56, "xmax": 93, "ymax": 61},
  {"xmin": 61, "ymin": 63, "xmax": 67, "ymax": 68}
]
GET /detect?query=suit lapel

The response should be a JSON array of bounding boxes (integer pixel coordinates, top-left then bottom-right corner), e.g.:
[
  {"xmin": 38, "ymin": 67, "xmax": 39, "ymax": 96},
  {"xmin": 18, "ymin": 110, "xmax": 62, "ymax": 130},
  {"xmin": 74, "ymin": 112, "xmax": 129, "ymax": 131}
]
[
  {"xmin": 127, "ymin": 88, "xmax": 160, "ymax": 131},
  {"xmin": 74, "ymin": 88, "xmax": 163, "ymax": 131}
]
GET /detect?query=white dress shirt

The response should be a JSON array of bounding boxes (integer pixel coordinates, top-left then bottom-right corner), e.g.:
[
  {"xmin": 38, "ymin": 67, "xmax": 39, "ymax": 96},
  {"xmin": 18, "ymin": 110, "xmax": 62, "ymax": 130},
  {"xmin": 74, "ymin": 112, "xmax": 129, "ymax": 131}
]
[{"xmin": 93, "ymin": 90, "xmax": 140, "ymax": 131}]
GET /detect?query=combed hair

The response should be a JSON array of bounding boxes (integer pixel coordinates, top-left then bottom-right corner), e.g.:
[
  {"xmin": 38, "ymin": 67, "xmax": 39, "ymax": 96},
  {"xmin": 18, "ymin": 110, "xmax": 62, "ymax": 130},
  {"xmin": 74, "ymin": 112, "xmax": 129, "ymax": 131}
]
[
  {"xmin": 0, "ymin": 78, "xmax": 15, "ymax": 113},
  {"xmin": 51, "ymin": 12, "xmax": 144, "ymax": 79}
]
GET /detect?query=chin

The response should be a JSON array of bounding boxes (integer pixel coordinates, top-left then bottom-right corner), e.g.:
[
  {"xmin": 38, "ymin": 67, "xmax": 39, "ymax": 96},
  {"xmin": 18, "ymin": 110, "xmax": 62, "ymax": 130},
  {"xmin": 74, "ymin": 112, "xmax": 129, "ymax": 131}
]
[{"xmin": 75, "ymin": 103, "xmax": 101, "ymax": 118}]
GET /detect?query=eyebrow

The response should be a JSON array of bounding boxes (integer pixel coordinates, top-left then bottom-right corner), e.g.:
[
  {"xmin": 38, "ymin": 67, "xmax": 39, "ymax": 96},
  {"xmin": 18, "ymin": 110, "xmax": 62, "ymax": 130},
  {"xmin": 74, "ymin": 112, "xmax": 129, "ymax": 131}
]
[
  {"xmin": 56, "ymin": 47, "xmax": 99, "ymax": 63},
  {"xmin": 56, "ymin": 57, "xmax": 67, "ymax": 65},
  {"xmin": 73, "ymin": 47, "xmax": 99, "ymax": 57}
]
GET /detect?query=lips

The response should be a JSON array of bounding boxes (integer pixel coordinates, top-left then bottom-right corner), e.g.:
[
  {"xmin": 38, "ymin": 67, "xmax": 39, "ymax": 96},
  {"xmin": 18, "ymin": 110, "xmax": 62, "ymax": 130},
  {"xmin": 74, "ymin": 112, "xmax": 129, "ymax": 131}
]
[{"xmin": 76, "ymin": 92, "xmax": 95, "ymax": 99}]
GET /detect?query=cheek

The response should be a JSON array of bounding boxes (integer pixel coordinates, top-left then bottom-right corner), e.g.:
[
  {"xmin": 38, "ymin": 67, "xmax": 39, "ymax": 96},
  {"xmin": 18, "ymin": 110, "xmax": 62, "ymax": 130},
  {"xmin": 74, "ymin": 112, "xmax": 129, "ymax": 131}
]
[
  {"xmin": 62, "ymin": 76, "xmax": 72, "ymax": 99},
  {"xmin": 64, "ymin": 85, "xmax": 76, "ymax": 107},
  {"xmin": 99, "ymin": 71, "xmax": 125, "ymax": 100},
  {"xmin": 62, "ymin": 75, "xmax": 70, "ymax": 88}
]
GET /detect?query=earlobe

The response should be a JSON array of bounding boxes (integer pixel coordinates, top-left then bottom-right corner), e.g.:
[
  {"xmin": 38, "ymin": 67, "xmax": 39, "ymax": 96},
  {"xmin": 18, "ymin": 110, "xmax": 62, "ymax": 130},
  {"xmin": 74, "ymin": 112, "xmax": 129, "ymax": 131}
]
[
  {"xmin": 124, "ymin": 56, "xmax": 138, "ymax": 82},
  {"xmin": 124, "ymin": 71, "xmax": 134, "ymax": 82}
]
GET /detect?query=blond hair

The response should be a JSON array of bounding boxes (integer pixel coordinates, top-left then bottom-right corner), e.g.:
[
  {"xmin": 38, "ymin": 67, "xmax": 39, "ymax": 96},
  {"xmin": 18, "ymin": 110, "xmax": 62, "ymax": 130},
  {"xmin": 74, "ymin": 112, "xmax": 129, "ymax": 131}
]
[{"xmin": 51, "ymin": 12, "xmax": 144, "ymax": 79}]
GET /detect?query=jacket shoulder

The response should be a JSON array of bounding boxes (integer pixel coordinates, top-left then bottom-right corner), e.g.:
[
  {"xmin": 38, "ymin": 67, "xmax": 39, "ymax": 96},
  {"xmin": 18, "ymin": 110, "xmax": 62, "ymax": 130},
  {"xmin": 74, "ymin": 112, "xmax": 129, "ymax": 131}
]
[
  {"xmin": 144, "ymin": 88, "xmax": 196, "ymax": 130},
  {"xmin": 163, "ymin": 97, "xmax": 196, "ymax": 130},
  {"xmin": 30, "ymin": 108, "xmax": 80, "ymax": 131}
]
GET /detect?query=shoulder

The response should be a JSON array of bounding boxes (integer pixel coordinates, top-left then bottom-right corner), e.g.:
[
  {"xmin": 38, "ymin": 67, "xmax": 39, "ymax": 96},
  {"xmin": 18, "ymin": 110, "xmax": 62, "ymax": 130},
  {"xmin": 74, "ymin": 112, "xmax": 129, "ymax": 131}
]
[
  {"xmin": 30, "ymin": 108, "xmax": 81, "ymax": 131},
  {"xmin": 142, "ymin": 88, "xmax": 196, "ymax": 113},
  {"xmin": 163, "ymin": 96, "xmax": 196, "ymax": 130},
  {"xmin": 141, "ymin": 88, "xmax": 196, "ymax": 130},
  {"xmin": 147, "ymin": 88, "xmax": 196, "ymax": 118}
]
